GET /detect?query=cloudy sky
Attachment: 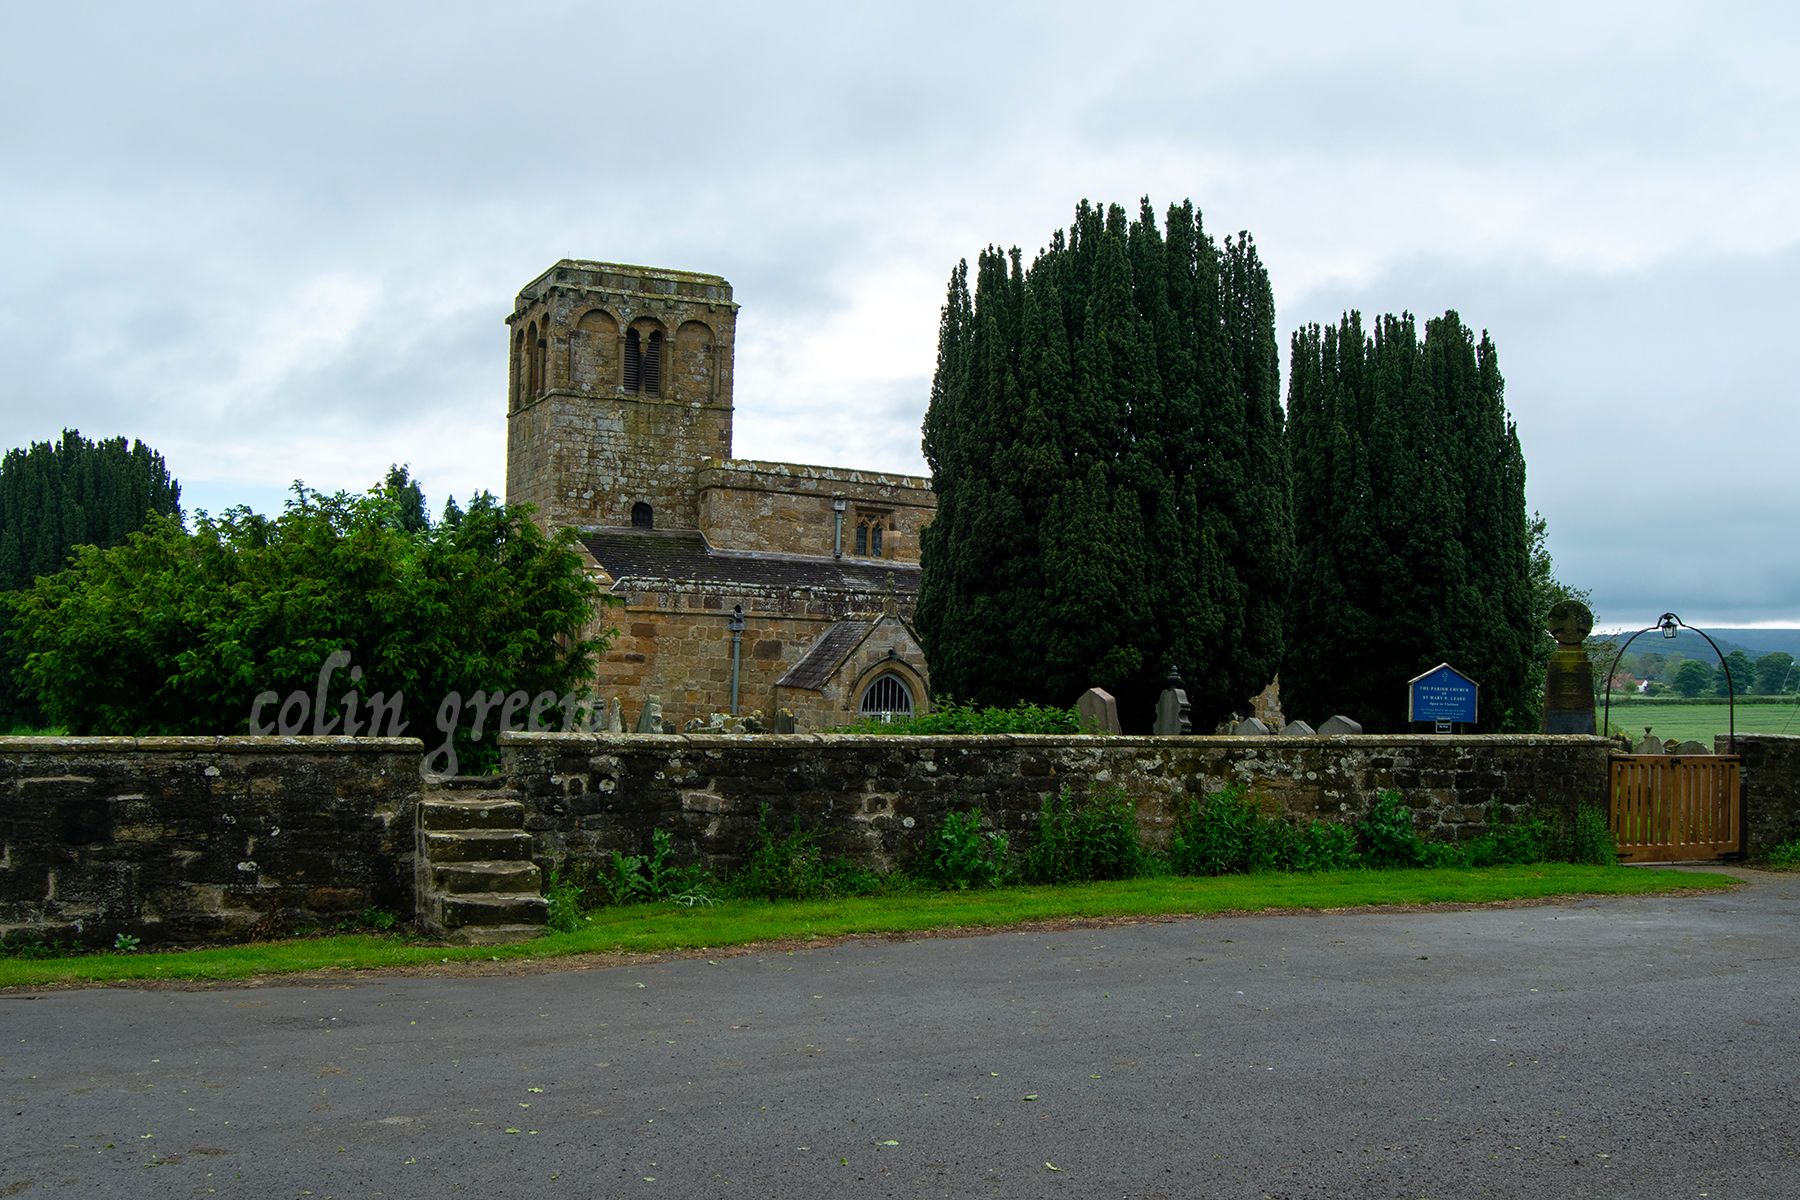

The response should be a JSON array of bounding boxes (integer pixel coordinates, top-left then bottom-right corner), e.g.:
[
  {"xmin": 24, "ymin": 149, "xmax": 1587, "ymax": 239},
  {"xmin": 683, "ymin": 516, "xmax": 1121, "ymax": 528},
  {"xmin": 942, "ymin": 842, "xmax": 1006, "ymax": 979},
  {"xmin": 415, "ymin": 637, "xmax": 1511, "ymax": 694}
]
[{"xmin": 4, "ymin": 2, "xmax": 1795, "ymax": 629}]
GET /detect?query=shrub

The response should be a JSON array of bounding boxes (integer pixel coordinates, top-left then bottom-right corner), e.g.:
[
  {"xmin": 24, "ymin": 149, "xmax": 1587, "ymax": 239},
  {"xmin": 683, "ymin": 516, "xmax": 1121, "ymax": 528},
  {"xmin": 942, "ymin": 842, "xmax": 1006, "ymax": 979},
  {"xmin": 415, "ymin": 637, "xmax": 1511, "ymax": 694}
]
[
  {"xmin": 1021, "ymin": 786, "xmax": 1146, "ymax": 884},
  {"xmin": 919, "ymin": 809, "xmax": 1010, "ymax": 890},
  {"xmin": 837, "ymin": 699, "xmax": 1081, "ymax": 736},
  {"xmin": 1291, "ymin": 820, "xmax": 1361, "ymax": 872},
  {"xmin": 1358, "ymin": 790, "xmax": 1424, "ymax": 868},
  {"xmin": 1459, "ymin": 805, "xmax": 1555, "ymax": 867},
  {"xmin": 1170, "ymin": 786, "xmax": 1261, "ymax": 875}
]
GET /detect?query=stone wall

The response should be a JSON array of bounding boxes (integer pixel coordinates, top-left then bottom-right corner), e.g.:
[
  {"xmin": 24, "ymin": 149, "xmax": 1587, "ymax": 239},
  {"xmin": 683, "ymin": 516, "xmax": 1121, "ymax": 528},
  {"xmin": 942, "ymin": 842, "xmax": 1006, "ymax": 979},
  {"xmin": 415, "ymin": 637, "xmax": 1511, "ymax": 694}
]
[
  {"xmin": 0, "ymin": 737, "xmax": 421, "ymax": 948},
  {"xmin": 501, "ymin": 732, "xmax": 1612, "ymax": 878},
  {"xmin": 1720, "ymin": 734, "xmax": 1800, "ymax": 856}
]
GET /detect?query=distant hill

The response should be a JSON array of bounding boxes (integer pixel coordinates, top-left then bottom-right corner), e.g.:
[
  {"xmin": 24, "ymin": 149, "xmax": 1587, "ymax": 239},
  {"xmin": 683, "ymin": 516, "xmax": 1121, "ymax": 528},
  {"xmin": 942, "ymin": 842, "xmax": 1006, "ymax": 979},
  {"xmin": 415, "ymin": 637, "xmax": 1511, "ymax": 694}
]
[{"xmin": 1594, "ymin": 627, "xmax": 1800, "ymax": 663}]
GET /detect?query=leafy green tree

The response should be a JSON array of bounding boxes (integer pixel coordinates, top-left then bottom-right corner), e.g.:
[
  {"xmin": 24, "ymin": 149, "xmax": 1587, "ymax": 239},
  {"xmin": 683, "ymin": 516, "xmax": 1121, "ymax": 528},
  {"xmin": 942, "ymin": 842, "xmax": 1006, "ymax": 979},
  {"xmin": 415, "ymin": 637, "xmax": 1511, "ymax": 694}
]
[
  {"xmin": 1754, "ymin": 651, "xmax": 1797, "ymax": 694},
  {"xmin": 7, "ymin": 482, "xmax": 612, "ymax": 772},
  {"xmin": 1284, "ymin": 311, "xmax": 1534, "ymax": 731},
  {"xmin": 917, "ymin": 199, "xmax": 1290, "ymax": 727},
  {"xmin": 1715, "ymin": 650, "xmax": 1756, "ymax": 698},
  {"xmin": 1673, "ymin": 659, "xmax": 1713, "ymax": 698},
  {"xmin": 0, "ymin": 430, "xmax": 182, "ymax": 728}
]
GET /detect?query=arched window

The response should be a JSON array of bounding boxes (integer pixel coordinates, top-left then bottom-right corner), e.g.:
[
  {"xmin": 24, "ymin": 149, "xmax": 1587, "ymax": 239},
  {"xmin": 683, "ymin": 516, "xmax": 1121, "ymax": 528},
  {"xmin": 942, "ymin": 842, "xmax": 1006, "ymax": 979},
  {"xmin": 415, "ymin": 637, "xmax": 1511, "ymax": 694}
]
[
  {"xmin": 526, "ymin": 321, "xmax": 545, "ymax": 398},
  {"xmin": 631, "ymin": 501, "xmax": 654, "ymax": 529},
  {"xmin": 859, "ymin": 673, "xmax": 915, "ymax": 720},
  {"xmin": 643, "ymin": 330, "xmax": 663, "ymax": 395},
  {"xmin": 624, "ymin": 328, "xmax": 642, "ymax": 392}
]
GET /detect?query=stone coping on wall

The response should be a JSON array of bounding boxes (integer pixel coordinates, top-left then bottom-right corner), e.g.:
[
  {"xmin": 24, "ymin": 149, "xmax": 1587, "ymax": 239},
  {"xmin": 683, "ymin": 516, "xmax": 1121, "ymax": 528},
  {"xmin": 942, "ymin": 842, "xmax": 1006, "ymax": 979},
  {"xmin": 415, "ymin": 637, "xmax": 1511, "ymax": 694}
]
[
  {"xmin": 0, "ymin": 736, "xmax": 426, "ymax": 753},
  {"xmin": 499, "ymin": 731, "xmax": 1613, "ymax": 750}
]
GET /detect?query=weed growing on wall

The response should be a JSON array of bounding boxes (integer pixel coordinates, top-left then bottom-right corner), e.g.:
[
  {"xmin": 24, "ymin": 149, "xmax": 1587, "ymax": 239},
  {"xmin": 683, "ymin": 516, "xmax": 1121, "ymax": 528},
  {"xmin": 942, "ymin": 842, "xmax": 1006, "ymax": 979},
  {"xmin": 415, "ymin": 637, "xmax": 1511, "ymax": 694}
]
[
  {"xmin": 544, "ymin": 868, "xmax": 587, "ymax": 932},
  {"xmin": 1022, "ymin": 787, "xmax": 1146, "ymax": 884},
  {"xmin": 1566, "ymin": 803, "xmax": 1618, "ymax": 866},
  {"xmin": 1765, "ymin": 838, "xmax": 1800, "ymax": 869},
  {"xmin": 1358, "ymin": 790, "xmax": 1425, "ymax": 868},
  {"xmin": 601, "ymin": 829, "xmax": 716, "ymax": 907},
  {"xmin": 919, "ymin": 809, "xmax": 1011, "ymax": 890},
  {"xmin": 726, "ymin": 807, "xmax": 885, "ymax": 902},
  {"xmin": 1169, "ymin": 786, "xmax": 1364, "ymax": 875}
]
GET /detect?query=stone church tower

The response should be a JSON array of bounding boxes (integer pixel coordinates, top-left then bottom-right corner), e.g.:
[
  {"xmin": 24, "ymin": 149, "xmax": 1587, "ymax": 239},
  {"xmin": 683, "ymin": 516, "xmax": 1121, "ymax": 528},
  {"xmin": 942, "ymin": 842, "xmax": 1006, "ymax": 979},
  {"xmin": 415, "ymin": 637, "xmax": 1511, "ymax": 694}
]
[
  {"xmin": 504, "ymin": 259, "xmax": 937, "ymax": 730},
  {"xmin": 505, "ymin": 260, "xmax": 738, "ymax": 531}
]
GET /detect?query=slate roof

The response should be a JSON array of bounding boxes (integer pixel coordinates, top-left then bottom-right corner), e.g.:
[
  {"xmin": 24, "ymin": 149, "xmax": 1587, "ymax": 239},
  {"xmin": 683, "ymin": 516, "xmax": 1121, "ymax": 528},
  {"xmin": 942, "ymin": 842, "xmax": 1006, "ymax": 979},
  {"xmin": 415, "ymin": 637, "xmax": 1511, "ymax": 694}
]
[
  {"xmin": 776, "ymin": 619, "xmax": 877, "ymax": 691},
  {"xmin": 579, "ymin": 529, "xmax": 920, "ymax": 594}
]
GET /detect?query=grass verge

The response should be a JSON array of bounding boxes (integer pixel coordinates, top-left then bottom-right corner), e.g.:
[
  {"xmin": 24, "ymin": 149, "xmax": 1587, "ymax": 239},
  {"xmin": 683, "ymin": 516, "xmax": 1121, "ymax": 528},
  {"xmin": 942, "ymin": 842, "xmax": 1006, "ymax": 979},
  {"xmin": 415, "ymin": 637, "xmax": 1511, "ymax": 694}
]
[{"xmin": 0, "ymin": 864, "xmax": 1735, "ymax": 990}]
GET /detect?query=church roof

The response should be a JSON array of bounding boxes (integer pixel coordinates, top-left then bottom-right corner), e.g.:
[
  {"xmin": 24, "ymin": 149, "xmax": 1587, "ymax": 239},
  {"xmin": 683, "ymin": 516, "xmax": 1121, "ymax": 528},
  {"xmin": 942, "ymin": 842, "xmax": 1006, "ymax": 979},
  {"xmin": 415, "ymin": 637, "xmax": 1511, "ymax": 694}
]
[
  {"xmin": 776, "ymin": 619, "xmax": 877, "ymax": 691},
  {"xmin": 579, "ymin": 528, "xmax": 920, "ymax": 595}
]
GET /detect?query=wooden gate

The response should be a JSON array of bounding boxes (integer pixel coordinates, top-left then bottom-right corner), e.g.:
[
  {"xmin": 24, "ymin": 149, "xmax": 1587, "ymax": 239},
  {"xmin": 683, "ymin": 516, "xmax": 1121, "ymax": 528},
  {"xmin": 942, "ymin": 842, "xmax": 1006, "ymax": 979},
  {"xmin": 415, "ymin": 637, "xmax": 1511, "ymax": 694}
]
[{"xmin": 1608, "ymin": 754, "xmax": 1742, "ymax": 862}]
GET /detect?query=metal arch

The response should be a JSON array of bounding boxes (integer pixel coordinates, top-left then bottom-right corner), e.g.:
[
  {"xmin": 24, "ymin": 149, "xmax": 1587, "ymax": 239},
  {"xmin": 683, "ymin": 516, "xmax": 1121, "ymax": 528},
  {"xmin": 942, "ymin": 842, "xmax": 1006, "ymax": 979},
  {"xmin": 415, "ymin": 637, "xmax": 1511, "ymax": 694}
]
[{"xmin": 1602, "ymin": 612, "xmax": 1736, "ymax": 748}]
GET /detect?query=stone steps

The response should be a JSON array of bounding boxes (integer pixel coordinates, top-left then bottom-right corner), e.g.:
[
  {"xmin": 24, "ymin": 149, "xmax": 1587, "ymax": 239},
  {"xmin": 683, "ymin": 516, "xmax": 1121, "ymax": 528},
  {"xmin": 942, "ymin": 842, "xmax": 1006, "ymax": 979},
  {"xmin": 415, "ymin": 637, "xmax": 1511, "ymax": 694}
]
[{"xmin": 415, "ymin": 779, "xmax": 545, "ymax": 944}]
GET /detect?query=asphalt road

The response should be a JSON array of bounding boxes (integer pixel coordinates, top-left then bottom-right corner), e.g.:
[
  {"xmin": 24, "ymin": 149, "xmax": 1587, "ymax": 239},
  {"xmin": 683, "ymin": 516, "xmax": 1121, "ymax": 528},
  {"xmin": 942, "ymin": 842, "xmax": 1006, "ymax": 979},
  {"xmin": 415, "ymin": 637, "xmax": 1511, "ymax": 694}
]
[{"xmin": 4, "ymin": 872, "xmax": 1797, "ymax": 1199}]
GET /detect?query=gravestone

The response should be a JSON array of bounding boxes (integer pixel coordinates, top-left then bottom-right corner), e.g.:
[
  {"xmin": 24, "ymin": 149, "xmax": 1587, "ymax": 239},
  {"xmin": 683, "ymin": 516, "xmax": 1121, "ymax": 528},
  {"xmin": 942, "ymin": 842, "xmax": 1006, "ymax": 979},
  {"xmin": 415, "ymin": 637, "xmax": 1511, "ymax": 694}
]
[
  {"xmin": 1673, "ymin": 739, "xmax": 1709, "ymax": 755},
  {"xmin": 1635, "ymin": 727, "xmax": 1664, "ymax": 755},
  {"xmin": 1280, "ymin": 719, "xmax": 1315, "ymax": 736},
  {"xmin": 1153, "ymin": 667, "xmax": 1192, "ymax": 735},
  {"xmin": 1318, "ymin": 715, "xmax": 1363, "ymax": 735},
  {"xmin": 1541, "ymin": 599, "xmax": 1597, "ymax": 735},
  {"xmin": 1234, "ymin": 716, "xmax": 1271, "ymax": 736},
  {"xmin": 1076, "ymin": 687, "xmax": 1122, "ymax": 735},
  {"xmin": 606, "ymin": 696, "xmax": 624, "ymax": 733},
  {"xmin": 634, "ymin": 697, "xmax": 664, "ymax": 734},
  {"xmin": 775, "ymin": 708, "xmax": 798, "ymax": 734}
]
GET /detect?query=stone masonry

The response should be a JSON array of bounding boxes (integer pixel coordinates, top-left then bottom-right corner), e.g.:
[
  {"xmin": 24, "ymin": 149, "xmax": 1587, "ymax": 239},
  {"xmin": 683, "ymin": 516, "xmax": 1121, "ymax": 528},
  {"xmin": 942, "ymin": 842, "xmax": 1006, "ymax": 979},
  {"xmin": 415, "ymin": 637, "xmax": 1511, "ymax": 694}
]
[
  {"xmin": 0, "ymin": 737, "xmax": 420, "ymax": 948},
  {"xmin": 500, "ymin": 732, "xmax": 1614, "ymax": 881}
]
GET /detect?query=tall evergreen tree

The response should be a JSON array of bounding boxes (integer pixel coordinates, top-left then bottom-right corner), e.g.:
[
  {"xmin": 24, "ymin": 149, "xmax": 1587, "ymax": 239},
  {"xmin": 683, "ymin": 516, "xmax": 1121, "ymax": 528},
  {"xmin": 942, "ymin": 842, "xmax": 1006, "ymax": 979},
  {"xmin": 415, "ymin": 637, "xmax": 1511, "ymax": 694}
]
[
  {"xmin": 0, "ymin": 430, "xmax": 182, "ymax": 727},
  {"xmin": 918, "ymin": 200, "xmax": 1290, "ymax": 727},
  {"xmin": 1283, "ymin": 314, "xmax": 1535, "ymax": 731}
]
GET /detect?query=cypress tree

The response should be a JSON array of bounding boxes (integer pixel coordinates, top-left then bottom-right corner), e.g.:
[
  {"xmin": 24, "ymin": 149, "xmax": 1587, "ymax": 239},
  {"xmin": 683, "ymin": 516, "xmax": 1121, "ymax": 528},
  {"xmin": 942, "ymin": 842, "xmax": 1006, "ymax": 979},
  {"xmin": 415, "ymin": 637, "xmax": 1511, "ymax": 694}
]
[
  {"xmin": 917, "ymin": 200, "xmax": 1289, "ymax": 727},
  {"xmin": 1283, "ymin": 313, "xmax": 1536, "ymax": 730},
  {"xmin": 0, "ymin": 429, "xmax": 182, "ymax": 727}
]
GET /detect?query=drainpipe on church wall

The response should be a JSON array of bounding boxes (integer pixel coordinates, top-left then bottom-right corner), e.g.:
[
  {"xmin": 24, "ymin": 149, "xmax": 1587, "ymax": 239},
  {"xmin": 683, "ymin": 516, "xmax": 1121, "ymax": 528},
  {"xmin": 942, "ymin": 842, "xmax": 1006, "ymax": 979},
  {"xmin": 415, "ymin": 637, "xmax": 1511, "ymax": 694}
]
[
  {"xmin": 728, "ymin": 604, "xmax": 745, "ymax": 714},
  {"xmin": 832, "ymin": 495, "xmax": 847, "ymax": 559}
]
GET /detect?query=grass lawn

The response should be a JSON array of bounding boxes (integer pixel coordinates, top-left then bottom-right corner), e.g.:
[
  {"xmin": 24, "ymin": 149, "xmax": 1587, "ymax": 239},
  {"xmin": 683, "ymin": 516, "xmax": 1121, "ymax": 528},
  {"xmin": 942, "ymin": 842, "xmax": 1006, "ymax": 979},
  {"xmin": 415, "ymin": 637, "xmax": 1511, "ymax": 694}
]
[
  {"xmin": 0, "ymin": 865, "xmax": 1736, "ymax": 990},
  {"xmin": 1603, "ymin": 698, "xmax": 1800, "ymax": 742}
]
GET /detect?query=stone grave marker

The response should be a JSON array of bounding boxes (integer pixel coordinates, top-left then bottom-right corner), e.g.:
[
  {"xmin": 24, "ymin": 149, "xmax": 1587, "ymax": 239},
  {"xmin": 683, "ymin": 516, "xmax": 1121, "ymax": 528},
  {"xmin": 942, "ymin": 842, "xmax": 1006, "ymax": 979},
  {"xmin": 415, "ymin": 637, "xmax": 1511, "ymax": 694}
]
[
  {"xmin": 1542, "ymin": 599, "xmax": 1597, "ymax": 735},
  {"xmin": 1234, "ymin": 716, "xmax": 1271, "ymax": 736},
  {"xmin": 634, "ymin": 697, "xmax": 664, "ymax": 734},
  {"xmin": 1280, "ymin": 719, "xmax": 1315, "ymax": 736},
  {"xmin": 1076, "ymin": 687, "xmax": 1122, "ymax": 734},
  {"xmin": 1153, "ymin": 667, "xmax": 1192, "ymax": 735},
  {"xmin": 1635, "ymin": 727, "xmax": 1664, "ymax": 754},
  {"xmin": 1318, "ymin": 715, "xmax": 1362, "ymax": 735},
  {"xmin": 606, "ymin": 696, "xmax": 624, "ymax": 733}
]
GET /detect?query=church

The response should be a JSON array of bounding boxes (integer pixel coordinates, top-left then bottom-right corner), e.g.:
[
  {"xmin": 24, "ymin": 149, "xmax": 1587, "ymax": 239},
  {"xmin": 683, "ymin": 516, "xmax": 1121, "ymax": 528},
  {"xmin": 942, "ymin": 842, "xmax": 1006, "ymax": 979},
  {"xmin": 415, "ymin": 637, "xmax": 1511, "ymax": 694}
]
[{"xmin": 504, "ymin": 260, "xmax": 936, "ymax": 730}]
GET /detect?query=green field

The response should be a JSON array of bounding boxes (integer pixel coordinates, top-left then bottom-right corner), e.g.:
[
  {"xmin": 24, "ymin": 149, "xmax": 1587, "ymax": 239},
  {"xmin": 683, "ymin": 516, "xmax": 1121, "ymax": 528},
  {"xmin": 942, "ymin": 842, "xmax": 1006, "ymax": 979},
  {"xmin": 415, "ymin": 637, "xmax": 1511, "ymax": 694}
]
[{"xmin": 1601, "ymin": 698, "xmax": 1800, "ymax": 742}]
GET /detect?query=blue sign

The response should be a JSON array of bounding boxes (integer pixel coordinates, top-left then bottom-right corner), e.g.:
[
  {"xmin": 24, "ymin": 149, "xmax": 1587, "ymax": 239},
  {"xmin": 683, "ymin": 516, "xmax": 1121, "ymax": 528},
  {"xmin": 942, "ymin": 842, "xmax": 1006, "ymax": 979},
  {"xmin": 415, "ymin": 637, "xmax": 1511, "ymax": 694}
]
[{"xmin": 1407, "ymin": 663, "xmax": 1479, "ymax": 724}]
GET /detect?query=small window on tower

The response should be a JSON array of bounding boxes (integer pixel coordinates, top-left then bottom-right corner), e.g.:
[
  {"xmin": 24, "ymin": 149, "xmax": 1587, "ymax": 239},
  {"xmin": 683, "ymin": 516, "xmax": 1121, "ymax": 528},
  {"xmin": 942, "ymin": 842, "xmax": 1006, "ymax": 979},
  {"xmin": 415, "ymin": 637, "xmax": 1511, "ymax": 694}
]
[
  {"xmin": 624, "ymin": 328, "xmax": 642, "ymax": 392},
  {"xmin": 644, "ymin": 331, "xmax": 663, "ymax": 395}
]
